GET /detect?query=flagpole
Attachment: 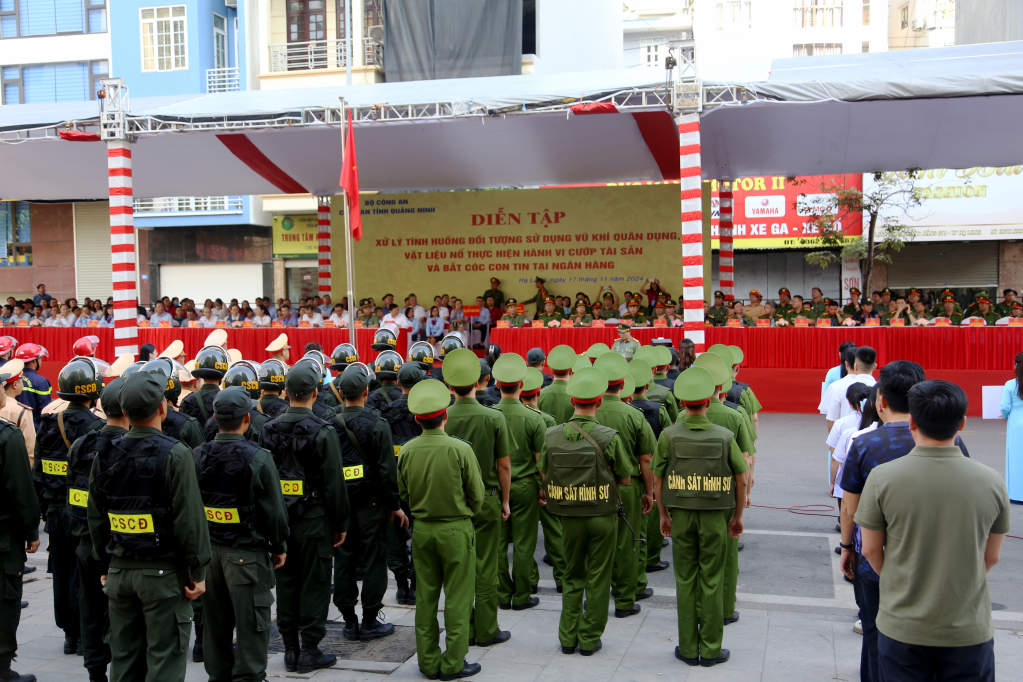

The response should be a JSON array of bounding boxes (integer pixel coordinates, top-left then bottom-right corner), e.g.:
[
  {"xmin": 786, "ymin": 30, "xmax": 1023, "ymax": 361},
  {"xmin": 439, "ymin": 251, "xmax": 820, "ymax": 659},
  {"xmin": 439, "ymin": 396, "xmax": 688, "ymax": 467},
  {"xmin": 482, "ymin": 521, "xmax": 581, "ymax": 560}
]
[{"xmin": 340, "ymin": 97, "xmax": 358, "ymax": 357}]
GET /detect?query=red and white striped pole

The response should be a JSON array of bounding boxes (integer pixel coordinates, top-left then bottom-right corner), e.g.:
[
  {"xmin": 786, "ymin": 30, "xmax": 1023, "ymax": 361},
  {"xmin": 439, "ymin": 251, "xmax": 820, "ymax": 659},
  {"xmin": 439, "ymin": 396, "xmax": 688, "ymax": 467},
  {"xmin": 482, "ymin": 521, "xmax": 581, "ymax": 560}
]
[
  {"xmin": 108, "ymin": 139, "xmax": 138, "ymax": 357},
  {"xmin": 719, "ymin": 182, "xmax": 734, "ymax": 302},
  {"xmin": 317, "ymin": 197, "xmax": 331, "ymax": 296},
  {"xmin": 678, "ymin": 113, "xmax": 705, "ymax": 352}
]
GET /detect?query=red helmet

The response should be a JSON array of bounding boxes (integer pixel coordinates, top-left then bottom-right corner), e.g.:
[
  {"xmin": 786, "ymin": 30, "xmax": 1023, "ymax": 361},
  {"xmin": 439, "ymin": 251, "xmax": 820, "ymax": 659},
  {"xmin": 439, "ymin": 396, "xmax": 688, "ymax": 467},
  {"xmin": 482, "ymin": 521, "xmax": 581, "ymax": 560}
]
[
  {"xmin": 73, "ymin": 335, "xmax": 100, "ymax": 357},
  {"xmin": 0, "ymin": 337, "xmax": 14, "ymax": 357},
  {"xmin": 14, "ymin": 343, "xmax": 48, "ymax": 363}
]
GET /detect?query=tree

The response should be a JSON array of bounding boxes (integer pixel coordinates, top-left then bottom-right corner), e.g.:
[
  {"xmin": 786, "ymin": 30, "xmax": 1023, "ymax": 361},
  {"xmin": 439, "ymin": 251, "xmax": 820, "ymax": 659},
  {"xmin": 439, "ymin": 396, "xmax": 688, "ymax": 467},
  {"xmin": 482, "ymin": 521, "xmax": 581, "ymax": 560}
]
[{"xmin": 790, "ymin": 171, "xmax": 923, "ymax": 291}]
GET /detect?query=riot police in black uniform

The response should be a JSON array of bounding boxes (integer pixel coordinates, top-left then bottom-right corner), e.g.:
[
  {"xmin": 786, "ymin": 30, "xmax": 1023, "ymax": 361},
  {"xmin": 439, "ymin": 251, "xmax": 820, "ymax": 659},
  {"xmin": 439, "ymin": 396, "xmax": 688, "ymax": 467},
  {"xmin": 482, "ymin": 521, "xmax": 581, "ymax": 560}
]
[
  {"xmin": 475, "ymin": 359, "xmax": 500, "ymax": 407},
  {"xmin": 141, "ymin": 358, "xmax": 204, "ymax": 449},
  {"xmin": 257, "ymin": 359, "xmax": 288, "ymax": 419},
  {"xmin": 366, "ymin": 350, "xmax": 403, "ymax": 411},
  {"xmin": 292, "ymin": 357, "xmax": 336, "ymax": 420},
  {"xmin": 180, "ymin": 346, "xmax": 229, "ymax": 427},
  {"xmin": 201, "ymin": 362, "xmax": 268, "ymax": 443}
]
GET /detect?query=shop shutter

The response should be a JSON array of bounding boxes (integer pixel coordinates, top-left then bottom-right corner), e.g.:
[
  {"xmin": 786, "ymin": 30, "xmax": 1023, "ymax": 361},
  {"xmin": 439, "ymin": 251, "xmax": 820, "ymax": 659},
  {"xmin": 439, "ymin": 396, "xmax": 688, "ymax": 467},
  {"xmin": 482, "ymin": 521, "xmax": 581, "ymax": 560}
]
[
  {"xmin": 887, "ymin": 241, "xmax": 999, "ymax": 289},
  {"xmin": 74, "ymin": 202, "xmax": 113, "ymax": 300}
]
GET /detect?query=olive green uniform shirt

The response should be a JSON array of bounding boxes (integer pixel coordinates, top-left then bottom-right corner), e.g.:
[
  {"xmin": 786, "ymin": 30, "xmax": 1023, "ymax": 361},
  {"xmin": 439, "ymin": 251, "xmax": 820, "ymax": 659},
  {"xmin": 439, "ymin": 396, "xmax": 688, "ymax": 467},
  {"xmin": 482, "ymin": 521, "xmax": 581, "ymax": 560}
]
[
  {"xmin": 705, "ymin": 305, "xmax": 730, "ymax": 326},
  {"xmin": 445, "ymin": 397, "xmax": 516, "ymax": 489},
  {"xmin": 611, "ymin": 338, "xmax": 641, "ymax": 360},
  {"xmin": 596, "ymin": 395, "xmax": 656, "ymax": 478},
  {"xmin": 538, "ymin": 380, "xmax": 573, "ymax": 425},
  {"xmin": 501, "ymin": 314, "xmax": 526, "ymax": 327},
  {"xmin": 962, "ymin": 311, "xmax": 1001, "ymax": 326},
  {"xmin": 537, "ymin": 415, "xmax": 632, "ymax": 483},
  {"xmin": 494, "ymin": 398, "xmax": 546, "ymax": 481},
  {"xmin": 645, "ymin": 382, "xmax": 679, "ymax": 424},
  {"xmin": 526, "ymin": 405, "xmax": 556, "ymax": 429},
  {"xmin": 398, "ymin": 428, "xmax": 485, "ymax": 522},
  {"xmin": 356, "ymin": 313, "xmax": 380, "ymax": 327},
  {"xmin": 620, "ymin": 313, "xmax": 647, "ymax": 326},
  {"xmin": 706, "ymin": 399, "xmax": 754, "ymax": 455},
  {"xmin": 523, "ymin": 286, "xmax": 551, "ymax": 316},
  {"xmin": 537, "ymin": 312, "xmax": 564, "ymax": 326}
]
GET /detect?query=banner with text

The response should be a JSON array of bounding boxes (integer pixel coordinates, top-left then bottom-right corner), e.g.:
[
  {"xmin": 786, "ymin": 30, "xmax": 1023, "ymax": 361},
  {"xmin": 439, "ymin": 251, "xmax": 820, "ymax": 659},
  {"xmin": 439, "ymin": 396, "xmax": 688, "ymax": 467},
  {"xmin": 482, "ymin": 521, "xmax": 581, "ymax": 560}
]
[
  {"xmin": 331, "ymin": 184, "xmax": 682, "ymax": 306},
  {"xmin": 272, "ymin": 215, "xmax": 318, "ymax": 258}
]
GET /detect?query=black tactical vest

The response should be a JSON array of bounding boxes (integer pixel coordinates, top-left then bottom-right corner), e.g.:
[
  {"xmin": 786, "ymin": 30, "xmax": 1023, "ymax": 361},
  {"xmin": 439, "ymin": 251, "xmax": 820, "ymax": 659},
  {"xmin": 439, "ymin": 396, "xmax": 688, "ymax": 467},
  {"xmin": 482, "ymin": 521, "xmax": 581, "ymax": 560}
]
[
  {"xmin": 68, "ymin": 428, "xmax": 123, "ymax": 533},
  {"xmin": 162, "ymin": 408, "xmax": 195, "ymax": 442},
  {"xmin": 726, "ymin": 380, "xmax": 749, "ymax": 405},
  {"xmin": 379, "ymin": 397, "xmax": 421, "ymax": 455},
  {"xmin": 37, "ymin": 407, "xmax": 102, "ymax": 502},
  {"xmin": 0, "ymin": 421, "xmax": 26, "ymax": 532},
  {"xmin": 543, "ymin": 422, "xmax": 619, "ymax": 517},
  {"xmin": 475, "ymin": 390, "xmax": 500, "ymax": 407},
  {"xmin": 262, "ymin": 415, "xmax": 327, "ymax": 517},
  {"xmin": 659, "ymin": 421, "xmax": 737, "ymax": 511},
  {"xmin": 366, "ymin": 385, "xmax": 400, "ymax": 410},
  {"xmin": 203, "ymin": 408, "xmax": 268, "ymax": 444},
  {"xmin": 193, "ymin": 438, "xmax": 258, "ymax": 547},
  {"xmin": 259, "ymin": 396, "xmax": 288, "ymax": 419},
  {"xmin": 181, "ymin": 388, "xmax": 218, "ymax": 423},
  {"xmin": 654, "ymin": 376, "xmax": 675, "ymax": 392},
  {"xmin": 631, "ymin": 399, "xmax": 663, "ymax": 439},
  {"xmin": 93, "ymin": 434, "xmax": 176, "ymax": 556},
  {"xmin": 311, "ymin": 398, "xmax": 334, "ymax": 420},
  {"xmin": 334, "ymin": 409, "xmax": 380, "ymax": 502}
]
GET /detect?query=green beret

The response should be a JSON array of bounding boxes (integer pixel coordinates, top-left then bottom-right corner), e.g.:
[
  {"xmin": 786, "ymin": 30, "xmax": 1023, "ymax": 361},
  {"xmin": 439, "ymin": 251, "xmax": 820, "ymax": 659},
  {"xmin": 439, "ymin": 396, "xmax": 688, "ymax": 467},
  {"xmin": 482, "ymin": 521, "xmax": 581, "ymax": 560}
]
[
  {"xmin": 408, "ymin": 377, "xmax": 452, "ymax": 416},
  {"xmin": 593, "ymin": 352, "xmax": 628, "ymax": 383},
  {"xmin": 285, "ymin": 361, "xmax": 321, "ymax": 397},
  {"xmin": 547, "ymin": 344, "xmax": 577, "ymax": 372},
  {"xmin": 120, "ymin": 372, "xmax": 166, "ymax": 422},
  {"xmin": 632, "ymin": 346, "xmax": 659, "ymax": 366},
  {"xmin": 654, "ymin": 346, "xmax": 672, "ymax": 367},
  {"xmin": 693, "ymin": 352, "xmax": 730, "ymax": 386},
  {"xmin": 492, "ymin": 353, "xmax": 527, "ymax": 384},
  {"xmin": 585, "ymin": 343, "xmax": 611, "ymax": 360},
  {"xmin": 338, "ymin": 364, "xmax": 371, "ymax": 399},
  {"xmin": 674, "ymin": 366, "xmax": 715, "ymax": 404},
  {"xmin": 100, "ymin": 377, "xmax": 126, "ymax": 418},
  {"xmin": 573, "ymin": 355, "xmax": 592, "ymax": 372},
  {"xmin": 628, "ymin": 359, "xmax": 653, "ymax": 390},
  {"xmin": 397, "ymin": 362, "xmax": 426, "ymax": 387},
  {"xmin": 213, "ymin": 386, "xmax": 252, "ymax": 419},
  {"xmin": 443, "ymin": 348, "xmax": 482, "ymax": 388},
  {"xmin": 728, "ymin": 345, "xmax": 744, "ymax": 365},
  {"xmin": 622, "ymin": 373, "xmax": 636, "ymax": 398},
  {"xmin": 568, "ymin": 367, "xmax": 608, "ymax": 401},
  {"xmin": 522, "ymin": 367, "xmax": 545, "ymax": 393}
]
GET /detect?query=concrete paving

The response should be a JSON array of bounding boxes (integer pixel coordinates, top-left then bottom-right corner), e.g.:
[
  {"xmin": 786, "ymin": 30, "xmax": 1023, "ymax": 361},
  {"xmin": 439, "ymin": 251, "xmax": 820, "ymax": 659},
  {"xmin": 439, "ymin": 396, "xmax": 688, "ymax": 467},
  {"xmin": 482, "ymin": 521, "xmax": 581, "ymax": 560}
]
[{"xmin": 12, "ymin": 413, "xmax": 1023, "ymax": 681}]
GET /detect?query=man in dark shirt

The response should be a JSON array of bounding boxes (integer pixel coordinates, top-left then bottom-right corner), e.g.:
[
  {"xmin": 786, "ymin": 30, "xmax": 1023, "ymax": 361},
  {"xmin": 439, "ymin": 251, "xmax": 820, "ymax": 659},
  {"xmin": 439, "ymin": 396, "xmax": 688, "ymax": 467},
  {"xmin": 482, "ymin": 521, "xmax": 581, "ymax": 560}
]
[{"xmin": 839, "ymin": 361, "xmax": 969, "ymax": 682}]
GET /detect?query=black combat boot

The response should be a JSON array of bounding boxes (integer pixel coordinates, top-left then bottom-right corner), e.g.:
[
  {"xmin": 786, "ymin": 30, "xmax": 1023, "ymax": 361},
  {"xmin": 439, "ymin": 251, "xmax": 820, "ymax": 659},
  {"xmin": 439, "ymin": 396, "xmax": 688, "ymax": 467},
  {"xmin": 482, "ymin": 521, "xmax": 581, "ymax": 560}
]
[{"xmin": 282, "ymin": 632, "xmax": 300, "ymax": 673}]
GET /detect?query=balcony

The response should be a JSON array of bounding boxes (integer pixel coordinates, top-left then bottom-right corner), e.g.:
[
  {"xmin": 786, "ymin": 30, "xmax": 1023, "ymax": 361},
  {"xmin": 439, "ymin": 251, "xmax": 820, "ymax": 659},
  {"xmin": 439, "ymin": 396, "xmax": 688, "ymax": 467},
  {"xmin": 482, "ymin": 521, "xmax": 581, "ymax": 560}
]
[
  {"xmin": 206, "ymin": 67, "xmax": 240, "ymax": 93},
  {"xmin": 134, "ymin": 196, "xmax": 243, "ymax": 216},
  {"xmin": 268, "ymin": 38, "xmax": 384, "ymax": 73}
]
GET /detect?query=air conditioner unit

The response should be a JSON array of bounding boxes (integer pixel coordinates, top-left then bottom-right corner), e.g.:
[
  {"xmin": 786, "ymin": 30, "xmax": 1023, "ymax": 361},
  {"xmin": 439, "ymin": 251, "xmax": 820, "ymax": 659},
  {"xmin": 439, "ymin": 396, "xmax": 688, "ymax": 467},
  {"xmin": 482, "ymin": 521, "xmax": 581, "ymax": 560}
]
[
  {"xmin": 224, "ymin": 0, "xmax": 236, "ymax": 7},
  {"xmin": 368, "ymin": 25, "xmax": 384, "ymax": 43}
]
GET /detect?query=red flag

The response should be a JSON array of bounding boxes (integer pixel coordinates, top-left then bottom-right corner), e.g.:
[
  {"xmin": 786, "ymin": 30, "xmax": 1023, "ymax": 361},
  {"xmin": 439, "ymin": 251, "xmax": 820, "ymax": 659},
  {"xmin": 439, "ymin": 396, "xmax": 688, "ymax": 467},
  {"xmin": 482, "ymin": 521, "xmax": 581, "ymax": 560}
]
[{"xmin": 339, "ymin": 108, "xmax": 362, "ymax": 241}]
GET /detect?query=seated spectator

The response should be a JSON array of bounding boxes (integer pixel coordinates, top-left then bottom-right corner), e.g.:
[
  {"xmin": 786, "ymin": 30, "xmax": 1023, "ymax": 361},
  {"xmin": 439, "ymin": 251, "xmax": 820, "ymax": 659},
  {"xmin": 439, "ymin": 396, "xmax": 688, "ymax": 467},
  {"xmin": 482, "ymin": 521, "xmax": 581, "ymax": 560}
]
[
  {"xmin": 570, "ymin": 300, "xmax": 593, "ymax": 327},
  {"xmin": 449, "ymin": 298, "xmax": 465, "ymax": 324},
  {"xmin": 450, "ymin": 318, "xmax": 468, "ymax": 347},
  {"xmin": 299, "ymin": 305, "xmax": 324, "ymax": 327},
  {"xmin": 198, "ymin": 306, "xmax": 220, "ymax": 328},
  {"xmin": 319, "ymin": 294, "xmax": 333, "ymax": 316},
  {"xmin": 851, "ymin": 300, "xmax": 881, "ymax": 326},
  {"xmin": 225, "ymin": 303, "xmax": 246, "ymax": 327},
  {"xmin": 45, "ymin": 303, "xmax": 76, "ymax": 327},
  {"xmin": 277, "ymin": 304, "xmax": 298, "ymax": 327},
  {"xmin": 6, "ymin": 304, "xmax": 30, "ymax": 326},
  {"xmin": 762, "ymin": 301, "xmax": 782, "ymax": 325},
  {"xmin": 182, "ymin": 308, "xmax": 201, "ymax": 327},
  {"xmin": 150, "ymin": 301, "xmax": 177, "ymax": 327},
  {"xmin": 728, "ymin": 301, "xmax": 754, "ymax": 327},
  {"xmin": 404, "ymin": 306, "xmax": 423, "ymax": 341},
  {"xmin": 329, "ymin": 304, "xmax": 349, "ymax": 327},
  {"xmin": 425, "ymin": 307, "xmax": 445, "ymax": 338}
]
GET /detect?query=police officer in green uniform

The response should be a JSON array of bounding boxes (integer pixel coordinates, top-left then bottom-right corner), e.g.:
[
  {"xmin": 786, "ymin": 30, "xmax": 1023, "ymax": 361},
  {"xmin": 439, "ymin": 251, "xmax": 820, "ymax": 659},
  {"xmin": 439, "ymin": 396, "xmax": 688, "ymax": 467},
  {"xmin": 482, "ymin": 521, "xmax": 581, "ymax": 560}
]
[
  {"xmin": 193, "ymin": 387, "xmax": 289, "ymax": 682},
  {"xmin": 259, "ymin": 362, "xmax": 350, "ymax": 674},
  {"xmin": 68, "ymin": 377, "xmax": 128, "ymax": 682},
  {"xmin": 621, "ymin": 298, "xmax": 648, "ymax": 326},
  {"xmin": 257, "ymin": 359, "xmax": 289, "ymax": 419},
  {"xmin": 705, "ymin": 292, "xmax": 730, "ymax": 327},
  {"xmin": 367, "ymin": 350, "xmax": 403, "ymax": 410},
  {"xmin": 538, "ymin": 345, "xmax": 576, "ymax": 425},
  {"xmin": 143, "ymin": 359, "xmax": 205, "ymax": 448},
  {"xmin": 500, "ymin": 299, "xmax": 525, "ymax": 327},
  {"xmin": 776, "ymin": 288, "xmax": 795, "ymax": 316},
  {"xmin": 442, "ymin": 349, "xmax": 515, "ymax": 647},
  {"xmin": 492, "ymin": 354, "xmax": 546, "ymax": 611},
  {"xmin": 356, "ymin": 299, "xmax": 380, "ymax": 327},
  {"xmin": 930, "ymin": 288, "xmax": 962, "ymax": 317},
  {"xmin": 933, "ymin": 295, "xmax": 964, "ymax": 325},
  {"xmin": 540, "ymin": 367, "xmax": 632, "ymax": 656},
  {"xmin": 484, "ymin": 277, "xmax": 505, "ymax": 312},
  {"xmin": 34, "ymin": 357, "xmax": 106, "ymax": 656},
  {"xmin": 843, "ymin": 288, "xmax": 862, "ymax": 318},
  {"xmin": 181, "ymin": 345, "xmax": 229, "ymax": 425},
  {"xmin": 633, "ymin": 347, "xmax": 679, "ymax": 424},
  {"xmin": 966, "ymin": 295, "xmax": 1002, "ymax": 325},
  {"xmin": 653, "ymin": 367, "xmax": 748, "ymax": 667},
  {"xmin": 87, "ymin": 371, "xmax": 212, "ymax": 682},
  {"xmin": 331, "ymin": 365, "xmax": 405, "ymax": 641},
  {"xmin": 880, "ymin": 296, "xmax": 912, "ymax": 326},
  {"xmin": 523, "ymin": 277, "xmax": 551, "ymax": 319},
  {"xmin": 0, "ymin": 365, "xmax": 40, "ymax": 682},
  {"xmin": 398, "ymin": 379, "xmax": 484, "ymax": 680},
  {"xmin": 202, "ymin": 362, "xmax": 269, "ymax": 443},
  {"xmin": 593, "ymin": 352, "xmax": 656, "ymax": 617},
  {"xmin": 962, "ymin": 289, "xmax": 988, "ymax": 319},
  {"xmin": 611, "ymin": 323, "xmax": 641, "ymax": 361},
  {"xmin": 293, "ymin": 356, "xmax": 338, "ymax": 419},
  {"xmin": 537, "ymin": 298, "xmax": 564, "ymax": 326}
]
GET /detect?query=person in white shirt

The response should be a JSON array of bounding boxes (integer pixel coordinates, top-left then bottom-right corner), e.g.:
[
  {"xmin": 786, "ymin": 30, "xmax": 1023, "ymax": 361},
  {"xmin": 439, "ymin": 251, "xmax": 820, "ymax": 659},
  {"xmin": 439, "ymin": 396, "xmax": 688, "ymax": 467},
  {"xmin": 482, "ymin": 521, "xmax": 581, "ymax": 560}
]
[
  {"xmin": 212, "ymin": 299, "xmax": 230, "ymax": 319},
  {"xmin": 823, "ymin": 346, "xmax": 878, "ymax": 429},
  {"xmin": 150, "ymin": 302, "xmax": 178, "ymax": 327},
  {"xmin": 433, "ymin": 296, "xmax": 450, "ymax": 323},
  {"xmin": 43, "ymin": 304, "xmax": 75, "ymax": 328},
  {"xmin": 199, "ymin": 306, "xmax": 220, "ymax": 328},
  {"xmin": 827, "ymin": 382, "xmax": 873, "ymax": 495},
  {"xmin": 252, "ymin": 304, "xmax": 272, "ymax": 327},
  {"xmin": 6, "ymin": 304, "xmax": 31, "ymax": 326},
  {"xmin": 318, "ymin": 294, "xmax": 332, "ymax": 317},
  {"xmin": 406, "ymin": 293, "xmax": 427, "ymax": 326},
  {"xmin": 299, "ymin": 305, "xmax": 324, "ymax": 327},
  {"xmin": 328, "ymin": 304, "xmax": 349, "ymax": 327}
]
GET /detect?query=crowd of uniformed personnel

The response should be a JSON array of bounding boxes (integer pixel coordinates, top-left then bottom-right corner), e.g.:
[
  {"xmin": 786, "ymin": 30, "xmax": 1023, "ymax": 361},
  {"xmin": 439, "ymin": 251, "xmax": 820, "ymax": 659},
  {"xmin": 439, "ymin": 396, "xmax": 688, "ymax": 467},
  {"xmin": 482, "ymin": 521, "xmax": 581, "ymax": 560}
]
[
  {"xmin": 0, "ymin": 322, "xmax": 761, "ymax": 681},
  {"xmin": 704, "ymin": 286, "xmax": 1023, "ymax": 327}
]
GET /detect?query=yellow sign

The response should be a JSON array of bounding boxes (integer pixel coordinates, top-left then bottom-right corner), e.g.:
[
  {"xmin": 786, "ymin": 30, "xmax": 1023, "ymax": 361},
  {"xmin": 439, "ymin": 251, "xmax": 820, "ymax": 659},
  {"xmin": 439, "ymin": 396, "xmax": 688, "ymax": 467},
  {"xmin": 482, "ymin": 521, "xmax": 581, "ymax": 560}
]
[
  {"xmin": 108, "ymin": 512, "xmax": 155, "ymax": 534},
  {"xmin": 332, "ymin": 185, "xmax": 683, "ymax": 307},
  {"xmin": 280, "ymin": 480, "xmax": 304, "ymax": 496},
  {"xmin": 204, "ymin": 507, "xmax": 241, "ymax": 524},
  {"xmin": 42, "ymin": 460, "xmax": 67, "ymax": 476},
  {"xmin": 68, "ymin": 488, "xmax": 89, "ymax": 507},
  {"xmin": 343, "ymin": 465, "xmax": 364, "ymax": 481},
  {"xmin": 273, "ymin": 215, "xmax": 319, "ymax": 258}
]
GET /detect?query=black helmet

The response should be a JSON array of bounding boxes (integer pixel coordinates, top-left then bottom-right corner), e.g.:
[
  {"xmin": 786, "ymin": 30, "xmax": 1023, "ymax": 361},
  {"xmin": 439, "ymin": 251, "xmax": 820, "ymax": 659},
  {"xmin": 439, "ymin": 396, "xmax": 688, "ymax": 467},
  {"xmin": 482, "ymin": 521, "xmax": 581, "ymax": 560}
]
[
  {"xmin": 439, "ymin": 334, "xmax": 464, "ymax": 358},
  {"xmin": 120, "ymin": 361, "xmax": 146, "ymax": 377},
  {"xmin": 373, "ymin": 350, "xmax": 403, "ymax": 380},
  {"xmin": 222, "ymin": 361, "xmax": 261, "ymax": 400},
  {"xmin": 407, "ymin": 341, "xmax": 435, "ymax": 370},
  {"xmin": 193, "ymin": 345, "xmax": 230, "ymax": 380},
  {"xmin": 57, "ymin": 357, "xmax": 107, "ymax": 401},
  {"xmin": 371, "ymin": 328, "xmax": 398, "ymax": 352},
  {"xmin": 294, "ymin": 356, "xmax": 329, "ymax": 382},
  {"xmin": 140, "ymin": 357, "xmax": 185, "ymax": 404},
  {"xmin": 260, "ymin": 359, "xmax": 287, "ymax": 390},
  {"xmin": 330, "ymin": 343, "xmax": 358, "ymax": 371}
]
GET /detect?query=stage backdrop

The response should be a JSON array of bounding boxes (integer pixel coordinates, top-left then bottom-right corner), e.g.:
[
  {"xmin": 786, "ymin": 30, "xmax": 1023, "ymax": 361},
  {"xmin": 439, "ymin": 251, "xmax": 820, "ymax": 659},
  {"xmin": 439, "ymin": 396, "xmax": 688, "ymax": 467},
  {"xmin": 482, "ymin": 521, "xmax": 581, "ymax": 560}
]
[{"xmin": 331, "ymin": 184, "xmax": 683, "ymax": 308}]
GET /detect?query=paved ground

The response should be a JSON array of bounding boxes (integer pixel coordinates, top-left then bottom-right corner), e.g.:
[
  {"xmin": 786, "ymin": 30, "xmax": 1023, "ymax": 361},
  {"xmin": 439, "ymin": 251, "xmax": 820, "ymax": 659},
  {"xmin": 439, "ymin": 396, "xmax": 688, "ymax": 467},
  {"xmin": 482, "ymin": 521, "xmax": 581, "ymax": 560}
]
[{"xmin": 13, "ymin": 413, "xmax": 1023, "ymax": 681}]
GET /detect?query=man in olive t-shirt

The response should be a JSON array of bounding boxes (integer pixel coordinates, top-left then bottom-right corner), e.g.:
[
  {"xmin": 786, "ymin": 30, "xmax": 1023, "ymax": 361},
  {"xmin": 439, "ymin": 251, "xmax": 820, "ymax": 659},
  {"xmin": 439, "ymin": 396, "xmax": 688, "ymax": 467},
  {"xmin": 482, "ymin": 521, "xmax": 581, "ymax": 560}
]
[{"xmin": 855, "ymin": 380, "xmax": 1009, "ymax": 682}]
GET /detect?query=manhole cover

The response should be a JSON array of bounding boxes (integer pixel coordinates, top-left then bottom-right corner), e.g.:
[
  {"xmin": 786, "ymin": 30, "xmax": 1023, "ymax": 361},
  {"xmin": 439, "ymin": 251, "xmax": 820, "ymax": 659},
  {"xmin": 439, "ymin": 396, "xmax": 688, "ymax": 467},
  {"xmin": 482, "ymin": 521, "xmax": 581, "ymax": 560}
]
[
  {"xmin": 268, "ymin": 623, "xmax": 417, "ymax": 662},
  {"xmin": 992, "ymin": 603, "xmax": 1006, "ymax": 611}
]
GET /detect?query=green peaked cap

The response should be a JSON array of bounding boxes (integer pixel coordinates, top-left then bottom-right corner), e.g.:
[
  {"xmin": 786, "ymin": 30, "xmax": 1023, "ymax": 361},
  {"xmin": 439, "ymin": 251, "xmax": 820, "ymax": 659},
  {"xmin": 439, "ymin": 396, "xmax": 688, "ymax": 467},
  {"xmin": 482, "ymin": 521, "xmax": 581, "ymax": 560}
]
[
  {"xmin": 492, "ymin": 353, "xmax": 527, "ymax": 383},
  {"xmin": 522, "ymin": 367, "xmax": 545, "ymax": 393},
  {"xmin": 585, "ymin": 342, "xmax": 611, "ymax": 359},
  {"xmin": 628, "ymin": 358, "xmax": 653, "ymax": 389},
  {"xmin": 728, "ymin": 345, "xmax": 744, "ymax": 365},
  {"xmin": 573, "ymin": 355, "xmax": 592, "ymax": 372},
  {"xmin": 408, "ymin": 379, "xmax": 452, "ymax": 416},
  {"xmin": 721, "ymin": 378, "xmax": 733, "ymax": 395},
  {"xmin": 707, "ymin": 343, "xmax": 737, "ymax": 366},
  {"xmin": 622, "ymin": 373, "xmax": 636, "ymax": 398},
  {"xmin": 593, "ymin": 352, "xmax": 629, "ymax": 382},
  {"xmin": 693, "ymin": 352, "xmax": 730, "ymax": 386},
  {"xmin": 443, "ymin": 348, "xmax": 482, "ymax": 388},
  {"xmin": 568, "ymin": 367, "xmax": 608, "ymax": 401},
  {"xmin": 654, "ymin": 346, "xmax": 672, "ymax": 367},
  {"xmin": 674, "ymin": 366, "xmax": 716, "ymax": 403},
  {"xmin": 632, "ymin": 345, "xmax": 659, "ymax": 366},
  {"xmin": 547, "ymin": 344, "xmax": 577, "ymax": 372}
]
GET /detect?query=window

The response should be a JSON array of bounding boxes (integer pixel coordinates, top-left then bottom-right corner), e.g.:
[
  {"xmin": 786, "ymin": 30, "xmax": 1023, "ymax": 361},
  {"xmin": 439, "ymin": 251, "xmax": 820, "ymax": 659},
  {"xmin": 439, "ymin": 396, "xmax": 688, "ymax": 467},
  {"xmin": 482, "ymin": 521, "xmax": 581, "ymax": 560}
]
[
  {"xmin": 213, "ymin": 12, "xmax": 226, "ymax": 69},
  {"xmin": 287, "ymin": 0, "xmax": 324, "ymax": 43},
  {"xmin": 715, "ymin": 1, "xmax": 751, "ymax": 29},
  {"xmin": 862, "ymin": 0, "xmax": 869, "ymax": 25},
  {"xmin": 793, "ymin": 0, "xmax": 843, "ymax": 28},
  {"xmin": 0, "ymin": 202, "xmax": 32, "ymax": 266},
  {"xmin": 792, "ymin": 42, "xmax": 843, "ymax": 57},
  {"xmin": 641, "ymin": 37, "xmax": 666, "ymax": 66},
  {"xmin": 0, "ymin": 0, "xmax": 105, "ymax": 37},
  {"xmin": 140, "ymin": 5, "xmax": 187, "ymax": 72},
  {"xmin": 0, "ymin": 59, "xmax": 105, "ymax": 104},
  {"xmin": 901, "ymin": 6, "xmax": 909, "ymax": 29}
]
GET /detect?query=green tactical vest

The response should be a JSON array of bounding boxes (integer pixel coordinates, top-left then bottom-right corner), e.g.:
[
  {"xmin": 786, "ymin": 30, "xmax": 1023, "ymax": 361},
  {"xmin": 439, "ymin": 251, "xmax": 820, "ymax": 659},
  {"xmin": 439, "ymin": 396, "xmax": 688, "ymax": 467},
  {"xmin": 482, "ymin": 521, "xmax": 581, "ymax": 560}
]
[
  {"xmin": 660, "ymin": 421, "xmax": 737, "ymax": 511},
  {"xmin": 543, "ymin": 422, "xmax": 619, "ymax": 517}
]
